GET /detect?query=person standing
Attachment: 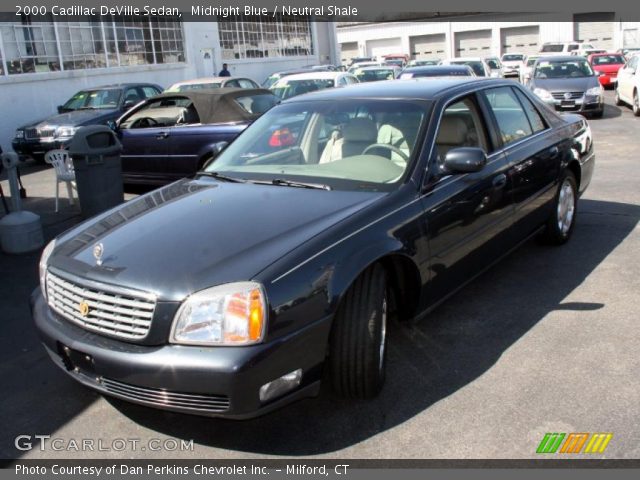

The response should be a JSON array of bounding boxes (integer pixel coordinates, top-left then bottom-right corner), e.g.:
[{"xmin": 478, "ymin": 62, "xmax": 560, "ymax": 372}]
[{"xmin": 218, "ymin": 63, "xmax": 231, "ymax": 77}]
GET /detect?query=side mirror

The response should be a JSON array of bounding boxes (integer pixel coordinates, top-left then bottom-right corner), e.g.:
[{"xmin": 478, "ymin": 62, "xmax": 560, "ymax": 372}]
[
  {"xmin": 123, "ymin": 101, "xmax": 136, "ymax": 110},
  {"xmin": 443, "ymin": 147, "xmax": 487, "ymax": 174},
  {"xmin": 106, "ymin": 120, "xmax": 117, "ymax": 131},
  {"xmin": 57, "ymin": 105, "xmax": 64, "ymax": 114},
  {"xmin": 202, "ymin": 141, "xmax": 229, "ymax": 170}
]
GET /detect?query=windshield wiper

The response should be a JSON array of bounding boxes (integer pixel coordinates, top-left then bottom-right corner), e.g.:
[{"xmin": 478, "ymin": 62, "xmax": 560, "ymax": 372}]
[
  {"xmin": 198, "ymin": 171, "xmax": 246, "ymax": 183},
  {"xmin": 253, "ymin": 178, "xmax": 331, "ymax": 190}
]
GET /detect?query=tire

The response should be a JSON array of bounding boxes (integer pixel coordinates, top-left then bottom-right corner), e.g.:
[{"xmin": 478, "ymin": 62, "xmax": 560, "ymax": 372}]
[
  {"xmin": 540, "ymin": 170, "xmax": 578, "ymax": 245},
  {"xmin": 614, "ymin": 89, "xmax": 624, "ymax": 106},
  {"xmin": 329, "ymin": 263, "xmax": 388, "ymax": 399},
  {"xmin": 633, "ymin": 91, "xmax": 640, "ymax": 117}
]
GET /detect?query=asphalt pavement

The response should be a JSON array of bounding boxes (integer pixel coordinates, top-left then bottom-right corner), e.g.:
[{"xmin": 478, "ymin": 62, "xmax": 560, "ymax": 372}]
[{"xmin": 1, "ymin": 90, "xmax": 638, "ymax": 460}]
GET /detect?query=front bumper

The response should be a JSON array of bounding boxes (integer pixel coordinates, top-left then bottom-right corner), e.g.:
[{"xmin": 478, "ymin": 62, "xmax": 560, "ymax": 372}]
[
  {"xmin": 543, "ymin": 95, "xmax": 604, "ymax": 114},
  {"xmin": 12, "ymin": 138, "xmax": 71, "ymax": 158},
  {"xmin": 31, "ymin": 288, "xmax": 329, "ymax": 419},
  {"xmin": 503, "ymin": 67, "xmax": 520, "ymax": 77}
]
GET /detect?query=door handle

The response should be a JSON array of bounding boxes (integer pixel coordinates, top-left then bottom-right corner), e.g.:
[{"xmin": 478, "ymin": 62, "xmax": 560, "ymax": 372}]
[
  {"xmin": 156, "ymin": 132, "xmax": 169, "ymax": 139},
  {"xmin": 492, "ymin": 174, "xmax": 507, "ymax": 189}
]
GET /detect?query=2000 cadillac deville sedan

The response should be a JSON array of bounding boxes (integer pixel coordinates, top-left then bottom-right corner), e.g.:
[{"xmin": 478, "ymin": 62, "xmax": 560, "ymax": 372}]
[{"xmin": 32, "ymin": 78, "xmax": 594, "ymax": 418}]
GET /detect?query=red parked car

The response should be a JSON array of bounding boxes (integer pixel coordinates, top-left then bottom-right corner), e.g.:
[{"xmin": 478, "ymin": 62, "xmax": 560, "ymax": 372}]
[{"xmin": 588, "ymin": 53, "xmax": 626, "ymax": 89}]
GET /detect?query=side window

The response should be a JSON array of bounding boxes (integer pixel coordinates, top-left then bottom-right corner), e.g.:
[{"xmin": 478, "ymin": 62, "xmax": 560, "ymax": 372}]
[
  {"xmin": 483, "ymin": 87, "xmax": 533, "ymax": 146},
  {"xmin": 568, "ymin": 44, "xmax": 579, "ymax": 52},
  {"xmin": 628, "ymin": 56, "xmax": 638, "ymax": 72},
  {"xmin": 123, "ymin": 88, "xmax": 142, "ymax": 107},
  {"xmin": 238, "ymin": 79, "xmax": 257, "ymax": 89},
  {"xmin": 514, "ymin": 89, "xmax": 547, "ymax": 133},
  {"xmin": 120, "ymin": 97, "xmax": 192, "ymax": 129},
  {"xmin": 434, "ymin": 95, "xmax": 489, "ymax": 168},
  {"xmin": 347, "ymin": 75, "xmax": 358, "ymax": 84},
  {"xmin": 337, "ymin": 76, "xmax": 348, "ymax": 86},
  {"xmin": 141, "ymin": 86, "xmax": 160, "ymax": 98},
  {"xmin": 225, "ymin": 80, "xmax": 240, "ymax": 88}
]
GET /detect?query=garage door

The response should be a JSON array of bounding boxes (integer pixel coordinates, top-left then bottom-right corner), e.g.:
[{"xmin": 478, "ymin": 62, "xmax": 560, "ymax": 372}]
[
  {"xmin": 454, "ymin": 30, "xmax": 492, "ymax": 58},
  {"xmin": 409, "ymin": 34, "xmax": 446, "ymax": 60},
  {"xmin": 500, "ymin": 26, "xmax": 540, "ymax": 56},
  {"xmin": 623, "ymin": 29, "xmax": 639, "ymax": 48},
  {"xmin": 340, "ymin": 42, "xmax": 359, "ymax": 65},
  {"xmin": 366, "ymin": 37, "xmax": 402, "ymax": 60},
  {"xmin": 574, "ymin": 13, "xmax": 615, "ymax": 51}
]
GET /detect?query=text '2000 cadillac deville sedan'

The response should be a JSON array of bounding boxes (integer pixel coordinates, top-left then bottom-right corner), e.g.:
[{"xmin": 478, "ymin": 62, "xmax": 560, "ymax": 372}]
[{"xmin": 32, "ymin": 78, "xmax": 595, "ymax": 419}]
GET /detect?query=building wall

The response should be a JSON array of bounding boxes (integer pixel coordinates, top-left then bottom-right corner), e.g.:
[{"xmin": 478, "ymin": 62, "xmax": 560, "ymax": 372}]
[
  {"xmin": 336, "ymin": 13, "xmax": 640, "ymax": 63},
  {"xmin": 0, "ymin": 21, "xmax": 338, "ymax": 153}
]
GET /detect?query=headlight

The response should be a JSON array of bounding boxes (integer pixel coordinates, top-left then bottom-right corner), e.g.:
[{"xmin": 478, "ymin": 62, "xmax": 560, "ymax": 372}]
[
  {"xmin": 533, "ymin": 88, "xmax": 554, "ymax": 102},
  {"xmin": 171, "ymin": 282, "xmax": 267, "ymax": 346},
  {"xmin": 15, "ymin": 130, "xmax": 24, "ymax": 139},
  {"xmin": 586, "ymin": 86, "xmax": 603, "ymax": 97},
  {"xmin": 39, "ymin": 239, "xmax": 56, "ymax": 300},
  {"xmin": 55, "ymin": 126, "xmax": 78, "ymax": 138}
]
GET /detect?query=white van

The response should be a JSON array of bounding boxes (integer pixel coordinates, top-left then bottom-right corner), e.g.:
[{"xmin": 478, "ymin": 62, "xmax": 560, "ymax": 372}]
[{"xmin": 539, "ymin": 42, "xmax": 596, "ymax": 55}]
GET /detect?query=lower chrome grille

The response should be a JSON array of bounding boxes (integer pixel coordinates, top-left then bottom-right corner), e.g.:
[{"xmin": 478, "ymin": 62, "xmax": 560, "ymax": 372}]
[
  {"xmin": 101, "ymin": 378, "xmax": 230, "ymax": 412},
  {"xmin": 25, "ymin": 127, "xmax": 56, "ymax": 139},
  {"xmin": 551, "ymin": 91, "xmax": 584, "ymax": 100},
  {"xmin": 46, "ymin": 271, "xmax": 156, "ymax": 340}
]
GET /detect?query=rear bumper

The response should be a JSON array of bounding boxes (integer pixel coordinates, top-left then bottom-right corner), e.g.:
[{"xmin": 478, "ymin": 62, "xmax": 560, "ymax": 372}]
[{"xmin": 31, "ymin": 288, "xmax": 329, "ymax": 419}]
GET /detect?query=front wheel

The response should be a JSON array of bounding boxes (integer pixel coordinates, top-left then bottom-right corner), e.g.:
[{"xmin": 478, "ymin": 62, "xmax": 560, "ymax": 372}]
[
  {"xmin": 540, "ymin": 170, "xmax": 578, "ymax": 245},
  {"xmin": 614, "ymin": 89, "xmax": 624, "ymax": 106},
  {"xmin": 329, "ymin": 264, "xmax": 388, "ymax": 399}
]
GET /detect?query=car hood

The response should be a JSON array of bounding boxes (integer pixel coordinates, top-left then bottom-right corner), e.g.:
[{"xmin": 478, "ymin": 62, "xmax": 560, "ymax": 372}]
[
  {"xmin": 531, "ymin": 76, "xmax": 598, "ymax": 92},
  {"xmin": 49, "ymin": 178, "xmax": 383, "ymax": 301},
  {"xmin": 19, "ymin": 109, "xmax": 119, "ymax": 129}
]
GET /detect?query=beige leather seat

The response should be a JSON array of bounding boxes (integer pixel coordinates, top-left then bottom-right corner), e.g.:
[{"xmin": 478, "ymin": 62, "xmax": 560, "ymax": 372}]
[
  {"xmin": 435, "ymin": 116, "xmax": 469, "ymax": 160},
  {"xmin": 320, "ymin": 117, "xmax": 377, "ymax": 163}
]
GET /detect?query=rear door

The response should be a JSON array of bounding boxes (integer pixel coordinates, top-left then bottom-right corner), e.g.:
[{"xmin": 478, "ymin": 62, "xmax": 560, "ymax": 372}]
[
  {"xmin": 617, "ymin": 55, "xmax": 638, "ymax": 101},
  {"xmin": 480, "ymin": 86, "xmax": 561, "ymax": 238},
  {"xmin": 421, "ymin": 93, "xmax": 513, "ymax": 305}
]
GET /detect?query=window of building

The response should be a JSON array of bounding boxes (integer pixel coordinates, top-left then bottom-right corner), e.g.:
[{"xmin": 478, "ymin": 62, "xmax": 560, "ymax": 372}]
[
  {"xmin": 0, "ymin": 15, "xmax": 185, "ymax": 76},
  {"xmin": 218, "ymin": 15, "xmax": 313, "ymax": 60}
]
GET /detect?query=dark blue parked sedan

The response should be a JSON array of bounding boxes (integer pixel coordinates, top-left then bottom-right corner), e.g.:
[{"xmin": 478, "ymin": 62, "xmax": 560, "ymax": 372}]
[{"xmin": 115, "ymin": 88, "xmax": 279, "ymax": 185}]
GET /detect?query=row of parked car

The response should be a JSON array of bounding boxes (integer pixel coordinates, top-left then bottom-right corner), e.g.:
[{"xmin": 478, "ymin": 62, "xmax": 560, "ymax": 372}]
[{"xmin": 11, "ymin": 43, "xmax": 640, "ymax": 186}]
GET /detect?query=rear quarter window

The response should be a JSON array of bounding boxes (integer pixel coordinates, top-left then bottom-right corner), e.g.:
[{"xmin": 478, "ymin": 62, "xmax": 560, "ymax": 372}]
[{"xmin": 235, "ymin": 94, "xmax": 279, "ymax": 115}]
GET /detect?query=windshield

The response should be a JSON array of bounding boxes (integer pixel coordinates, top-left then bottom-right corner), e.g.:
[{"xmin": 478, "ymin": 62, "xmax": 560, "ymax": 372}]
[
  {"xmin": 401, "ymin": 67, "xmax": 472, "ymax": 78},
  {"xmin": 592, "ymin": 55, "xmax": 625, "ymax": 65},
  {"xmin": 502, "ymin": 54, "xmax": 524, "ymax": 62},
  {"xmin": 262, "ymin": 75, "xmax": 282, "ymax": 89},
  {"xmin": 62, "ymin": 89, "xmax": 122, "ymax": 110},
  {"xmin": 204, "ymin": 100, "xmax": 428, "ymax": 191},
  {"xmin": 355, "ymin": 69, "xmax": 397, "ymax": 82},
  {"xmin": 526, "ymin": 57, "xmax": 539, "ymax": 67},
  {"xmin": 168, "ymin": 82, "xmax": 223, "ymax": 92},
  {"xmin": 451, "ymin": 61, "xmax": 485, "ymax": 76},
  {"xmin": 541, "ymin": 44, "xmax": 564, "ymax": 53},
  {"xmin": 534, "ymin": 59, "xmax": 595, "ymax": 78},
  {"xmin": 486, "ymin": 58, "xmax": 501, "ymax": 69},
  {"xmin": 271, "ymin": 79, "xmax": 335, "ymax": 99}
]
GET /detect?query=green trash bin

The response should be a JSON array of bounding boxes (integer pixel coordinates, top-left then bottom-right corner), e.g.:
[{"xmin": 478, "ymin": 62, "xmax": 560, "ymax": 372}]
[{"xmin": 68, "ymin": 125, "xmax": 124, "ymax": 218}]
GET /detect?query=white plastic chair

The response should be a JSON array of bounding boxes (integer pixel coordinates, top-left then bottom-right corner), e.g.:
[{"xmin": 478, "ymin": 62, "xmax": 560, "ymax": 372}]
[{"xmin": 44, "ymin": 149, "xmax": 76, "ymax": 212}]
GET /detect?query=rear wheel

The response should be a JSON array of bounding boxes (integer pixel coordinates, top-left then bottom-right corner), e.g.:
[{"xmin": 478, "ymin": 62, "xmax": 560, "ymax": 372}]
[
  {"xmin": 614, "ymin": 89, "xmax": 624, "ymax": 106},
  {"xmin": 329, "ymin": 264, "xmax": 388, "ymax": 399},
  {"xmin": 540, "ymin": 170, "xmax": 578, "ymax": 245}
]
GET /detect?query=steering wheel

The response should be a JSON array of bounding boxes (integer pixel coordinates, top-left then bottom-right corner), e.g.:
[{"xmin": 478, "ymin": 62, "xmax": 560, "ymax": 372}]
[
  {"xmin": 362, "ymin": 143, "xmax": 410, "ymax": 163},
  {"xmin": 132, "ymin": 117, "xmax": 159, "ymax": 128}
]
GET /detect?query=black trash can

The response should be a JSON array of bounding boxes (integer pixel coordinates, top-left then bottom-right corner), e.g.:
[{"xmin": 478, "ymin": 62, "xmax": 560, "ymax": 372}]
[{"xmin": 68, "ymin": 125, "xmax": 124, "ymax": 218}]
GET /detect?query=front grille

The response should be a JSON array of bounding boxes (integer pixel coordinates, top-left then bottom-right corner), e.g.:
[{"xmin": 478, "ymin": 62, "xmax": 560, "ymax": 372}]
[
  {"xmin": 551, "ymin": 91, "xmax": 584, "ymax": 100},
  {"xmin": 25, "ymin": 127, "xmax": 56, "ymax": 139},
  {"xmin": 101, "ymin": 378, "xmax": 230, "ymax": 413},
  {"xmin": 46, "ymin": 271, "xmax": 156, "ymax": 340}
]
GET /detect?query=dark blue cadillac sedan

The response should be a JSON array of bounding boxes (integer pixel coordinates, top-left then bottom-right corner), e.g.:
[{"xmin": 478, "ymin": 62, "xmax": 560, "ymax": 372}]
[{"xmin": 32, "ymin": 78, "xmax": 594, "ymax": 418}]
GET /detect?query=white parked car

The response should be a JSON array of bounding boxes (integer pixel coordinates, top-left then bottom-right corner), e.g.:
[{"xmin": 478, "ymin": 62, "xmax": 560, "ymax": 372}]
[
  {"xmin": 614, "ymin": 54, "xmax": 640, "ymax": 116},
  {"xmin": 501, "ymin": 53, "xmax": 525, "ymax": 77},
  {"xmin": 520, "ymin": 55, "xmax": 541, "ymax": 85},
  {"xmin": 484, "ymin": 56, "xmax": 504, "ymax": 77},
  {"xmin": 441, "ymin": 57, "xmax": 492, "ymax": 77},
  {"xmin": 347, "ymin": 61, "xmax": 385, "ymax": 74},
  {"xmin": 539, "ymin": 42, "xmax": 595, "ymax": 56},
  {"xmin": 269, "ymin": 71, "xmax": 359, "ymax": 100},
  {"xmin": 165, "ymin": 76, "xmax": 259, "ymax": 92}
]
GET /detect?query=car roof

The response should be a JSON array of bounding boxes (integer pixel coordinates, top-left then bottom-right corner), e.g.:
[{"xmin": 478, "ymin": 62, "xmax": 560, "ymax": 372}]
[
  {"xmin": 445, "ymin": 57, "xmax": 484, "ymax": 62},
  {"xmin": 80, "ymin": 83, "xmax": 159, "ymax": 90},
  {"xmin": 536, "ymin": 55, "xmax": 586, "ymax": 62},
  {"xmin": 148, "ymin": 88, "xmax": 273, "ymax": 123},
  {"xmin": 283, "ymin": 77, "xmax": 502, "ymax": 103},
  {"xmin": 170, "ymin": 77, "xmax": 253, "ymax": 86},
  {"xmin": 356, "ymin": 65, "xmax": 399, "ymax": 71},
  {"xmin": 404, "ymin": 65, "xmax": 470, "ymax": 72},
  {"xmin": 274, "ymin": 72, "xmax": 342, "ymax": 82}
]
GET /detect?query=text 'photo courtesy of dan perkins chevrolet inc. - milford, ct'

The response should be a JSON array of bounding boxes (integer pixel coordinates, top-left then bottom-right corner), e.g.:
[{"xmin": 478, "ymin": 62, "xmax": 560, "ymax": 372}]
[{"xmin": 36, "ymin": 5, "xmax": 359, "ymax": 17}]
